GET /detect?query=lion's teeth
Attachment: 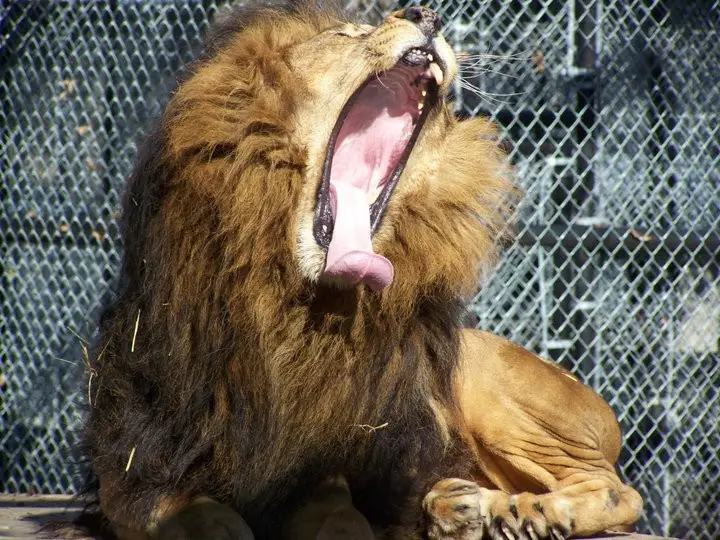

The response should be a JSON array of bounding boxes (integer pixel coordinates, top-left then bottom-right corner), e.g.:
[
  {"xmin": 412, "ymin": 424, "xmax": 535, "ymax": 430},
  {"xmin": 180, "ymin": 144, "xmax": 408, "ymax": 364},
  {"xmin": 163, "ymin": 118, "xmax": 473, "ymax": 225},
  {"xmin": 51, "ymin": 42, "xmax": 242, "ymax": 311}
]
[
  {"xmin": 409, "ymin": 48, "xmax": 432, "ymax": 60},
  {"xmin": 421, "ymin": 89, "xmax": 427, "ymax": 97},
  {"xmin": 418, "ymin": 102, "xmax": 424, "ymax": 111},
  {"xmin": 429, "ymin": 62, "xmax": 444, "ymax": 85},
  {"xmin": 367, "ymin": 187, "xmax": 382, "ymax": 204}
]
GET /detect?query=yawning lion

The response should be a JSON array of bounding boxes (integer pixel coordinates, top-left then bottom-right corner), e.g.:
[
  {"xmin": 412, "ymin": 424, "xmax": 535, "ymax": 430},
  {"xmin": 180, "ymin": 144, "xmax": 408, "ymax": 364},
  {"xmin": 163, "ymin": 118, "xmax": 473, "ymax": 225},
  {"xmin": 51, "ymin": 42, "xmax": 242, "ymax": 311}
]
[{"xmin": 84, "ymin": 3, "xmax": 643, "ymax": 539}]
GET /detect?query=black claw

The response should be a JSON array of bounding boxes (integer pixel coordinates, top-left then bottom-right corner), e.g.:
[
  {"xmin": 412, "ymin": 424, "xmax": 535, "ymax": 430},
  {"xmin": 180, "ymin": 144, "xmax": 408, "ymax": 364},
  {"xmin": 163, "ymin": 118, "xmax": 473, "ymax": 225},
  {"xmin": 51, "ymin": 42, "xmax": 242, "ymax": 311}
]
[
  {"xmin": 489, "ymin": 517, "xmax": 516, "ymax": 540},
  {"xmin": 518, "ymin": 520, "xmax": 538, "ymax": 540},
  {"xmin": 489, "ymin": 516, "xmax": 503, "ymax": 538}
]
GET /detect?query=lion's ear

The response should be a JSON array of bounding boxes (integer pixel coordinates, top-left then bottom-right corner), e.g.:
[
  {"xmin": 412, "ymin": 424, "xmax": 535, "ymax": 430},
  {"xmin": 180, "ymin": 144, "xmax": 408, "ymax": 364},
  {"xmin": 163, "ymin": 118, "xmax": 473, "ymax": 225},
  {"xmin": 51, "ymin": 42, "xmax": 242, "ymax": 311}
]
[
  {"xmin": 205, "ymin": 1, "xmax": 342, "ymax": 58},
  {"xmin": 203, "ymin": 4, "xmax": 268, "ymax": 58},
  {"xmin": 205, "ymin": 1, "xmax": 354, "ymax": 58}
]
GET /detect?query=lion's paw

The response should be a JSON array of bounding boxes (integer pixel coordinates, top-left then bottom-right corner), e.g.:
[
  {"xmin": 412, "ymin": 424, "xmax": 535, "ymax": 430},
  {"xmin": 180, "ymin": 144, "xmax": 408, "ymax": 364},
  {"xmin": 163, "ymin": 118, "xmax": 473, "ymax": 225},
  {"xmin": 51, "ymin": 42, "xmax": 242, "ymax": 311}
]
[
  {"xmin": 423, "ymin": 479, "xmax": 486, "ymax": 540},
  {"xmin": 423, "ymin": 479, "xmax": 573, "ymax": 540}
]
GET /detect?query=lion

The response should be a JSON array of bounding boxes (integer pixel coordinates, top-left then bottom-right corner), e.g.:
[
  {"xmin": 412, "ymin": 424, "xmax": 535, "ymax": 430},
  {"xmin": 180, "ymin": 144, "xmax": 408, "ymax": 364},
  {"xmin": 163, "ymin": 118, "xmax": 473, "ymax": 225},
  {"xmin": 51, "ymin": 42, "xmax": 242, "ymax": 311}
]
[{"xmin": 83, "ymin": 2, "xmax": 643, "ymax": 540}]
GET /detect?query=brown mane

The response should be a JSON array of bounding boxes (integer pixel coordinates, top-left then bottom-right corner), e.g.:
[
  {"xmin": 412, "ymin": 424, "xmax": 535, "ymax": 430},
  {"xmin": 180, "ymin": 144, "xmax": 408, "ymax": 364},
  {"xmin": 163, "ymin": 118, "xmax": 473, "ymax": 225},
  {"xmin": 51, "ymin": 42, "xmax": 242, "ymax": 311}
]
[{"xmin": 85, "ymin": 3, "xmax": 516, "ymax": 537}]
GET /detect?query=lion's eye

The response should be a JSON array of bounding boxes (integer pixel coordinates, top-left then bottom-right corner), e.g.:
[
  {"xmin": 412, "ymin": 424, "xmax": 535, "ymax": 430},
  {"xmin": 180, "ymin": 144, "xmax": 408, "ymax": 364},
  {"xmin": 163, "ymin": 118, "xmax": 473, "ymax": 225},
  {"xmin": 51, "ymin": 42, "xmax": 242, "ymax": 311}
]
[{"xmin": 333, "ymin": 23, "xmax": 372, "ymax": 38}]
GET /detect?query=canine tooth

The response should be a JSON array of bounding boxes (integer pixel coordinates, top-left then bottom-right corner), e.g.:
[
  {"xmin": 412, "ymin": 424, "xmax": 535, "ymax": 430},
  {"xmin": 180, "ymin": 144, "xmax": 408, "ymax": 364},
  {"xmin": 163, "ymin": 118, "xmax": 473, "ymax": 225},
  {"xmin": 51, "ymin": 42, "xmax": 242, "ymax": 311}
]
[
  {"xmin": 421, "ymin": 90, "xmax": 427, "ymax": 97},
  {"xmin": 418, "ymin": 102, "xmax": 424, "ymax": 111},
  {"xmin": 428, "ymin": 53, "xmax": 434, "ymax": 62},
  {"xmin": 367, "ymin": 187, "xmax": 382, "ymax": 204},
  {"xmin": 429, "ymin": 62, "xmax": 444, "ymax": 85}
]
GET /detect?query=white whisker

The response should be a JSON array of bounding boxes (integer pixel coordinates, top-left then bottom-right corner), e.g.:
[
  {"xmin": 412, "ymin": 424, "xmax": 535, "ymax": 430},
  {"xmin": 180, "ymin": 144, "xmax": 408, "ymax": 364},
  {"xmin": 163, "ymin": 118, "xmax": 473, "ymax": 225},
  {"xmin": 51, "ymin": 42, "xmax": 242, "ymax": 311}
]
[
  {"xmin": 459, "ymin": 50, "xmax": 534, "ymax": 62},
  {"xmin": 459, "ymin": 66, "xmax": 520, "ymax": 80},
  {"xmin": 475, "ymin": 90, "xmax": 526, "ymax": 98},
  {"xmin": 457, "ymin": 80, "xmax": 520, "ymax": 106}
]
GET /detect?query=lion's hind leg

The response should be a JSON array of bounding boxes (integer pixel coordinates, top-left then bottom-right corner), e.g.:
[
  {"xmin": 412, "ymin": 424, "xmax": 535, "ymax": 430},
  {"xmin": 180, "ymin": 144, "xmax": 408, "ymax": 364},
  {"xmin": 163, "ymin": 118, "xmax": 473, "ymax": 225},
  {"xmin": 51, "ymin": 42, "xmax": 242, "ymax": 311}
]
[
  {"xmin": 428, "ymin": 330, "xmax": 643, "ymax": 539},
  {"xmin": 424, "ymin": 478, "xmax": 642, "ymax": 540}
]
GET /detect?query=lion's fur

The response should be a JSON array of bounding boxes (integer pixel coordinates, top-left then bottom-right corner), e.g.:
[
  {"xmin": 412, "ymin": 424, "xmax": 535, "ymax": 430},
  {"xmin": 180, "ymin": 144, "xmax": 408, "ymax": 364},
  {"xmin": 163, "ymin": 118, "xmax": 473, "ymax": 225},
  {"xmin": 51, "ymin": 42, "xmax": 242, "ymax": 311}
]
[{"xmin": 85, "ymin": 2, "xmax": 517, "ymax": 537}]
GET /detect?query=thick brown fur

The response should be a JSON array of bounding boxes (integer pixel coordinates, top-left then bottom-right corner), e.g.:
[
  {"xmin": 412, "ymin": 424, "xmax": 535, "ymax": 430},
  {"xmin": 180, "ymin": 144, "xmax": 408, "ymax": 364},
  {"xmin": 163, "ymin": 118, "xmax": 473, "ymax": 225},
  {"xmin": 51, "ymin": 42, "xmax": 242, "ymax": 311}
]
[
  {"xmin": 85, "ymin": 3, "xmax": 512, "ymax": 539},
  {"xmin": 84, "ymin": 3, "xmax": 641, "ymax": 540}
]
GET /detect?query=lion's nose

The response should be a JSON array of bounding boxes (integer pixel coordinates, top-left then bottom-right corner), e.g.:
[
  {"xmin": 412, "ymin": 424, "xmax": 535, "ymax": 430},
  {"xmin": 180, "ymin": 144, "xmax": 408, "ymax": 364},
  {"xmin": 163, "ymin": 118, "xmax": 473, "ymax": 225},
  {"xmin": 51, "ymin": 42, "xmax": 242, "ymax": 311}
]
[{"xmin": 397, "ymin": 6, "xmax": 441, "ymax": 38}]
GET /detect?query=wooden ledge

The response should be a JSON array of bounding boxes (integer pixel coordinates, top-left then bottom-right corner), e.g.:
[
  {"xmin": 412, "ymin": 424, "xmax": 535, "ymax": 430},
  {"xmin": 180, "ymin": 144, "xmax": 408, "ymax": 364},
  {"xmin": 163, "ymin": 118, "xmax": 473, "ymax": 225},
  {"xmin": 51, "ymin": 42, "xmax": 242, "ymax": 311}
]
[
  {"xmin": 0, "ymin": 496, "xmax": 677, "ymax": 539},
  {"xmin": 582, "ymin": 535, "xmax": 676, "ymax": 540},
  {"xmin": 0, "ymin": 495, "xmax": 85, "ymax": 539}
]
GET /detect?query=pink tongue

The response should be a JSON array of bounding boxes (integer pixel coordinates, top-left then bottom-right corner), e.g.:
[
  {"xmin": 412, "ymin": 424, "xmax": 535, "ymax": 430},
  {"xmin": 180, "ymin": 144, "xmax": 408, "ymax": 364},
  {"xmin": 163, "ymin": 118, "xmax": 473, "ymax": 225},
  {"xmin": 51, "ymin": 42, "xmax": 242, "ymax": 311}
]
[
  {"xmin": 324, "ymin": 183, "xmax": 394, "ymax": 291},
  {"xmin": 322, "ymin": 95, "xmax": 415, "ymax": 290}
]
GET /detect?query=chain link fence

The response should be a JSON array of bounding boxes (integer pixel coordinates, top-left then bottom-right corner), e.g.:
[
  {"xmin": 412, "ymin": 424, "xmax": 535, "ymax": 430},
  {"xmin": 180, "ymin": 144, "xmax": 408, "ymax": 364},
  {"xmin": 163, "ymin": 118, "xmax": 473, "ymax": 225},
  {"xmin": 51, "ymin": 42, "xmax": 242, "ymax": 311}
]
[{"xmin": 1, "ymin": 1, "xmax": 718, "ymax": 538}]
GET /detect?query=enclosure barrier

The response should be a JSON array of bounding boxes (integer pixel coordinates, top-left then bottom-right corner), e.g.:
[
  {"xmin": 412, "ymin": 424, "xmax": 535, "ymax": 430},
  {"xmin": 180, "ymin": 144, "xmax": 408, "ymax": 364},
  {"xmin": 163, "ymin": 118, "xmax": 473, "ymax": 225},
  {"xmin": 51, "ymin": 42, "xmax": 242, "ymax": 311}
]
[{"xmin": 1, "ymin": 1, "xmax": 718, "ymax": 538}]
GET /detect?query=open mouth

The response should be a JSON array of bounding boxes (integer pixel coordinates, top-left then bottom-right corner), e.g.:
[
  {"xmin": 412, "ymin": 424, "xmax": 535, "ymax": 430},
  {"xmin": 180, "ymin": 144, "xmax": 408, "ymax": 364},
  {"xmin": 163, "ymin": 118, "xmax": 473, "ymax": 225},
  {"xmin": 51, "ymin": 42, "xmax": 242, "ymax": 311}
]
[{"xmin": 313, "ymin": 47, "xmax": 444, "ymax": 290}]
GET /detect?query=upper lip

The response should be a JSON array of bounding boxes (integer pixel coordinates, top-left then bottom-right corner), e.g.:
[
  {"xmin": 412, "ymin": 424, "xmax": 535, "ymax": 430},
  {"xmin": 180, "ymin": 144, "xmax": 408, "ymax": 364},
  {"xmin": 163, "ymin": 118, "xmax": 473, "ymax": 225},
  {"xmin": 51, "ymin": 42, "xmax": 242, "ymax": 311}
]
[
  {"xmin": 312, "ymin": 45, "xmax": 444, "ymax": 249},
  {"xmin": 401, "ymin": 43, "xmax": 446, "ymax": 76}
]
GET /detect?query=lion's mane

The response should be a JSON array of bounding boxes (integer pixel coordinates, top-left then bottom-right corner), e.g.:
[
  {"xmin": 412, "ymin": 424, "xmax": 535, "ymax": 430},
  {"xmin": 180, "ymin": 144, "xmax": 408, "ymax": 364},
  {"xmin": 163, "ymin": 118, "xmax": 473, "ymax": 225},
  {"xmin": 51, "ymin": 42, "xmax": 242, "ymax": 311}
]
[{"xmin": 85, "ymin": 2, "xmax": 516, "ymax": 537}]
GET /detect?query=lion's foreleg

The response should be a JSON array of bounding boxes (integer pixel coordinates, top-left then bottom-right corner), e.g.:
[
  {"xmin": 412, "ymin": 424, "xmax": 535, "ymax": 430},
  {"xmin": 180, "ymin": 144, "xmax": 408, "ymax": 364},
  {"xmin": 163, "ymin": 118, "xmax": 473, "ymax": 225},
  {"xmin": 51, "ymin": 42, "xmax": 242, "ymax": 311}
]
[
  {"xmin": 98, "ymin": 479, "xmax": 254, "ymax": 540},
  {"xmin": 282, "ymin": 476, "xmax": 375, "ymax": 540},
  {"xmin": 152, "ymin": 477, "xmax": 375, "ymax": 540},
  {"xmin": 152, "ymin": 497, "xmax": 255, "ymax": 540}
]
